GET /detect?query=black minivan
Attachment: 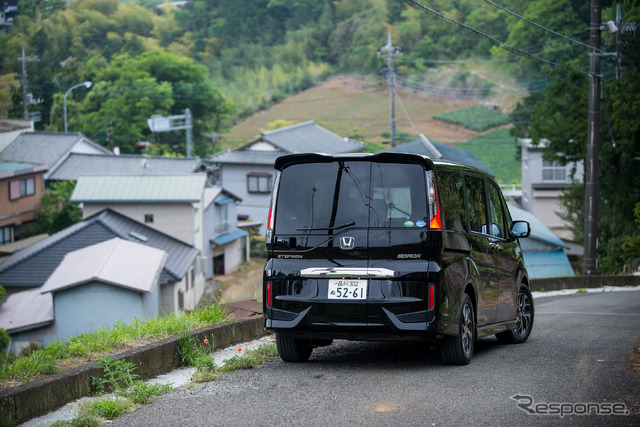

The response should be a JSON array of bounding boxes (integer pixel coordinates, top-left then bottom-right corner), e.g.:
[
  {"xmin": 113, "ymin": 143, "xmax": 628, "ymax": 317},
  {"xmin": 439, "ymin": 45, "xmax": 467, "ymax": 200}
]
[{"xmin": 263, "ymin": 152, "xmax": 533, "ymax": 365}]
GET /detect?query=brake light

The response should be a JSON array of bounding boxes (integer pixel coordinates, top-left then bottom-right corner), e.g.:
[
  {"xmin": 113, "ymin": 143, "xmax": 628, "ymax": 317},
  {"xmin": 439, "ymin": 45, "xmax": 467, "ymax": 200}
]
[
  {"xmin": 267, "ymin": 199, "xmax": 274, "ymax": 230},
  {"xmin": 428, "ymin": 284, "xmax": 435, "ymax": 310},
  {"xmin": 427, "ymin": 172, "xmax": 442, "ymax": 230},
  {"xmin": 266, "ymin": 282, "xmax": 272, "ymax": 308}
]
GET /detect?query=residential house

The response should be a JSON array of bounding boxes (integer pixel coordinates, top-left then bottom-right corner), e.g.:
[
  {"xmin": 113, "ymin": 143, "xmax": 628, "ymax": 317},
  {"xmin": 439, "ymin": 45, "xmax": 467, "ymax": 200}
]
[
  {"xmin": 40, "ymin": 238, "xmax": 166, "ymax": 340},
  {"xmin": 0, "ymin": 160, "xmax": 47, "ymax": 245},
  {"xmin": 0, "ymin": 208, "xmax": 200, "ymax": 315},
  {"xmin": 384, "ymin": 134, "xmax": 494, "ymax": 175},
  {"xmin": 519, "ymin": 138, "xmax": 584, "ymax": 242},
  {"xmin": 209, "ymin": 120, "xmax": 365, "ymax": 234},
  {"xmin": 0, "ymin": 131, "xmax": 113, "ymax": 181},
  {"xmin": 0, "ymin": 289, "xmax": 54, "ymax": 354},
  {"xmin": 71, "ymin": 173, "xmax": 247, "ymax": 279},
  {"xmin": 508, "ymin": 205, "xmax": 574, "ymax": 278},
  {"xmin": 0, "ymin": 118, "xmax": 33, "ymax": 152}
]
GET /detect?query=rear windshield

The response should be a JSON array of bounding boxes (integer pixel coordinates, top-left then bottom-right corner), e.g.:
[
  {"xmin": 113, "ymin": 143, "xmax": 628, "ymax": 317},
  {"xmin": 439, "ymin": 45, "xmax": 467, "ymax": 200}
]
[{"xmin": 274, "ymin": 161, "xmax": 428, "ymax": 233}]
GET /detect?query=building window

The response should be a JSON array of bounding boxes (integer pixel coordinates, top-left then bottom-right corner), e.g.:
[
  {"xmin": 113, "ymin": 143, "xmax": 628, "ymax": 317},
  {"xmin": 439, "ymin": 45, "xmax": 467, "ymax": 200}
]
[
  {"xmin": 215, "ymin": 204, "xmax": 229, "ymax": 234},
  {"xmin": 0, "ymin": 226, "xmax": 12, "ymax": 246},
  {"xmin": 9, "ymin": 177, "xmax": 35, "ymax": 200},
  {"xmin": 247, "ymin": 173, "xmax": 272, "ymax": 193},
  {"xmin": 542, "ymin": 160, "xmax": 567, "ymax": 182},
  {"xmin": 144, "ymin": 214, "xmax": 154, "ymax": 224}
]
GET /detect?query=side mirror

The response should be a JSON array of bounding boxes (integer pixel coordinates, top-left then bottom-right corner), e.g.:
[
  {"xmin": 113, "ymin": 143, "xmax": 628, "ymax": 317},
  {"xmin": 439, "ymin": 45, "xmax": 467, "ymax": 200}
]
[{"xmin": 510, "ymin": 221, "xmax": 531, "ymax": 238}]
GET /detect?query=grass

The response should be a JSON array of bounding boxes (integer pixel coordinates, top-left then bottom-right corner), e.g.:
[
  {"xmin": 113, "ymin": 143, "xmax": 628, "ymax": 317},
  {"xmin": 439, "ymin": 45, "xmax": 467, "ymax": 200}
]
[
  {"xmin": 0, "ymin": 304, "xmax": 228, "ymax": 389},
  {"xmin": 456, "ymin": 128, "xmax": 521, "ymax": 184},
  {"xmin": 432, "ymin": 105, "xmax": 512, "ymax": 132},
  {"xmin": 191, "ymin": 342, "xmax": 278, "ymax": 383}
]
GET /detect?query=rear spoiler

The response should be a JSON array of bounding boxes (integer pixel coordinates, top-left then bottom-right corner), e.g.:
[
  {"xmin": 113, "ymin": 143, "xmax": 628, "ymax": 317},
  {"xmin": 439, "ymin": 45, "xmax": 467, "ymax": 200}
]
[{"xmin": 274, "ymin": 152, "xmax": 436, "ymax": 171}]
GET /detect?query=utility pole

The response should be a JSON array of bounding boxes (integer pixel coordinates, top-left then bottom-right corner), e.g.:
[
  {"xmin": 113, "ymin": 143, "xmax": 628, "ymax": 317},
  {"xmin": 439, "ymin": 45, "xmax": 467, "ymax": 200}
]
[
  {"xmin": 378, "ymin": 33, "xmax": 402, "ymax": 147},
  {"xmin": 583, "ymin": 0, "xmax": 601, "ymax": 276},
  {"xmin": 17, "ymin": 47, "xmax": 39, "ymax": 120}
]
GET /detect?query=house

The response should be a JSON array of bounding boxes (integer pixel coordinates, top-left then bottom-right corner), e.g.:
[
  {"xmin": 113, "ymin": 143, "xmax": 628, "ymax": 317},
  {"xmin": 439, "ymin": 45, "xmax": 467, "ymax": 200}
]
[
  {"xmin": 0, "ymin": 131, "xmax": 113, "ymax": 181},
  {"xmin": 519, "ymin": 138, "xmax": 584, "ymax": 242},
  {"xmin": 71, "ymin": 173, "xmax": 247, "ymax": 278},
  {"xmin": 508, "ymin": 205, "xmax": 574, "ymax": 278},
  {"xmin": 0, "ymin": 289, "xmax": 54, "ymax": 354},
  {"xmin": 384, "ymin": 134, "xmax": 494, "ymax": 175},
  {"xmin": 46, "ymin": 153, "xmax": 202, "ymax": 182},
  {"xmin": 0, "ymin": 208, "xmax": 200, "ymax": 315},
  {"xmin": 0, "ymin": 160, "xmax": 47, "ymax": 245},
  {"xmin": 0, "ymin": 118, "xmax": 33, "ymax": 152},
  {"xmin": 209, "ymin": 120, "xmax": 365, "ymax": 234},
  {"xmin": 40, "ymin": 238, "xmax": 166, "ymax": 340}
]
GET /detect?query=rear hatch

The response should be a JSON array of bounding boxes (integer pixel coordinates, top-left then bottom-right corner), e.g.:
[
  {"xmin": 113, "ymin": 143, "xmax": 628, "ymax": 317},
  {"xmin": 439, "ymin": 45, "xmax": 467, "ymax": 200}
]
[{"xmin": 265, "ymin": 153, "xmax": 438, "ymax": 336}]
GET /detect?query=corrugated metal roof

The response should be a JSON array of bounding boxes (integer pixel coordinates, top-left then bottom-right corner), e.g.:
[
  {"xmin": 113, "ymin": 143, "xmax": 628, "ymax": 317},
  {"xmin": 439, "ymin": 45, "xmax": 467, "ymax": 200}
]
[
  {"xmin": 0, "ymin": 209, "xmax": 198, "ymax": 287},
  {"xmin": 209, "ymin": 149, "xmax": 284, "ymax": 165},
  {"xmin": 522, "ymin": 251, "xmax": 575, "ymax": 278},
  {"xmin": 508, "ymin": 205, "xmax": 569, "ymax": 250},
  {"xmin": 41, "ymin": 238, "xmax": 166, "ymax": 294},
  {"xmin": 0, "ymin": 289, "xmax": 54, "ymax": 334},
  {"xmin": 71, "ymin": 173, "xmax": 207, "ymax": 203},
  {"xmin": 48, "ymin": 153, "xmax": 200, "ymax": 181}
]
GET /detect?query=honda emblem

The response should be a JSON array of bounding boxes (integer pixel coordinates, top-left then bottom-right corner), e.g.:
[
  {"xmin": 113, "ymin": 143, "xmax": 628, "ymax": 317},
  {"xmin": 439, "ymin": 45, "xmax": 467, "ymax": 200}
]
[{"xmin": 340, "ymin": 236, "xmax": 355, "ymax": 250}]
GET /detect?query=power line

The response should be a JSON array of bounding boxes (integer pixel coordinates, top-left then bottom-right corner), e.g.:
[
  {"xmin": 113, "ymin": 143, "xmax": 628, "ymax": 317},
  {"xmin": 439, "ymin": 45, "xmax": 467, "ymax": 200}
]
[
  {"xmin": 483, "ymin": 0, "xmax": 600, "ymax": 53},
  {"xmin": 400, "ymin": 0, "xmax": 588, "ymax": 76}
]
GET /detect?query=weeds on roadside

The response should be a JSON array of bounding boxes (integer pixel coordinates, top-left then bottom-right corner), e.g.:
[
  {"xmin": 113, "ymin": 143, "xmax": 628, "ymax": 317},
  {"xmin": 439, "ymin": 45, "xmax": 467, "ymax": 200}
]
[
  {"xmin": 0, "ymin": 304, "xmax": 227, "ymax": 388},
  {"xmin": 191, "ymin": 342, "xmax": 278, "ymax": 383}
]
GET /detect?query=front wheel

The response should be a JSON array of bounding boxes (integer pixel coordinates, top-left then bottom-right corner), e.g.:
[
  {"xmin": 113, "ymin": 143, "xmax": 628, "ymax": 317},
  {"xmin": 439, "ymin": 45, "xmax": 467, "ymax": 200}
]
[
  {"xmin": 440, "ymin": 293, "xmax": 475, "ymax": 365},
  {"xmin": 276, "ymin": 332, "xmax": 313, "ymax": 363},
  {"xmin": 496, "ymin": 283, "xmax": 534, "ymax": 344}
]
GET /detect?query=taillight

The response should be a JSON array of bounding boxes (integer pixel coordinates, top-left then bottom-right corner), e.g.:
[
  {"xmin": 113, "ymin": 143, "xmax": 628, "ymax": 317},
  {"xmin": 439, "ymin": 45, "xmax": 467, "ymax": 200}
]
[
  {"xmin": 266, "ymin": 282, "xmax": 272, "ymax": 308},
  {"xmin": 427, "ymin": 172, "xmax": 442, "ymax": 230},
  {"xmin": 428, "ymin": 283, "xmax": 435, "ymax": 310}
]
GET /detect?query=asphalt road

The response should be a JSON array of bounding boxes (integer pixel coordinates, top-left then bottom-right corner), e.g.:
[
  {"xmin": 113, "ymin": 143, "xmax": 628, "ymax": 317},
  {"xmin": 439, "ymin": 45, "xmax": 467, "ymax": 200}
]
[{"xmin": 112, "ymin": 291, "xmax": 640, "ymax": 426}]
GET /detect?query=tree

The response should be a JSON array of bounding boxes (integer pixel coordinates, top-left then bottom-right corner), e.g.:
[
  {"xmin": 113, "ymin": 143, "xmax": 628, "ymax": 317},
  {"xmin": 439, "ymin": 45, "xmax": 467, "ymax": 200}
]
[{"xmin": 34, "ymin": 180, "xmax": 82, "ymax": 235}]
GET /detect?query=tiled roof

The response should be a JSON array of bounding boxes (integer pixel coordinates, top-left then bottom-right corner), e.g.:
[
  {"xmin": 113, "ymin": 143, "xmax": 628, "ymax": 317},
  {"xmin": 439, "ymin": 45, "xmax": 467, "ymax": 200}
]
[
  {"xmin": 260, "ymin": 120, "xmax": 364, "ymax": 154},
  {"xmin": 385, "ymin": 136, "xmax": 494, "ymax": 175},
  {"xmin": 71, "ymin": 173, "xmax": 208, "ymax": 203},
  {"xmin": 209, "ymin": 121, "xmax": 365, "ymax": 166},
  {"xmin": 0, "ymin": 132, "xmax": 112, "ymax": 171},
  {"xmin": 48, "ymin": 153, "xmax": 200, "ymax": 181},
  {"xmin": 0, "ymin": 209, "xmax": 198, "ymax": 287}
]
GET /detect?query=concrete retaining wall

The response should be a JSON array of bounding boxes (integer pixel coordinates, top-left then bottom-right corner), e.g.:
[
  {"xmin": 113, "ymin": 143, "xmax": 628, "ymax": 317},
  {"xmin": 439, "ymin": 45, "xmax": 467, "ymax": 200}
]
[{"xmin": 0, "ymin": 316, "xmax": 267, "ymax": 427}]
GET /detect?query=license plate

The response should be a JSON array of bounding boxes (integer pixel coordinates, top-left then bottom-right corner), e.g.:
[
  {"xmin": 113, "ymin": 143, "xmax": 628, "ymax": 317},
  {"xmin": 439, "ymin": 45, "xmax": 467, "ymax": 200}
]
[{"xmin": 328, "ymin": 279, "xmax": 367, "ymax": 300}]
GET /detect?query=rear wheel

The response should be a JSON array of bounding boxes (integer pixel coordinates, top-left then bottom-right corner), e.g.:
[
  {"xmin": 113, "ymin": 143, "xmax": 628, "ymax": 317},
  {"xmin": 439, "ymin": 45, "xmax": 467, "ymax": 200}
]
[
  {"xmin": 440, "ymin": 293, "xmax": 475, "ymax": 365},
  {"xmin": 496, "ymin": 283, "xmax": 534, "ymax": 344},
  {"xmin": 276, "ymin": 332, "xmax": 313, "ymax": 363}
]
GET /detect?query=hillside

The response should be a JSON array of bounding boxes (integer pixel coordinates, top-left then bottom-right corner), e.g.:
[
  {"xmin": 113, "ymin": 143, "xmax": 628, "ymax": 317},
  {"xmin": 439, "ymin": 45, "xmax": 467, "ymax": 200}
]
[{"xmin": 222, "ymin": 73, "xmax": 520, "ymax": 147}]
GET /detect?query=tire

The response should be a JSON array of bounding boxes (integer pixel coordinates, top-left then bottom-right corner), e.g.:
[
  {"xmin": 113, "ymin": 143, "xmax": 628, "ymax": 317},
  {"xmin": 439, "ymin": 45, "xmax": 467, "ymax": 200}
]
[
  {"xmin": 496, "ymin": 283, "xmax": 534, "ymax": 344},
  {"xmin": 276, "ymin": 332, "xmax": 313, "ymax": 363},
  {"xmin": 440, "ymin": 293, "xmax": 475, "ymax": 365}
]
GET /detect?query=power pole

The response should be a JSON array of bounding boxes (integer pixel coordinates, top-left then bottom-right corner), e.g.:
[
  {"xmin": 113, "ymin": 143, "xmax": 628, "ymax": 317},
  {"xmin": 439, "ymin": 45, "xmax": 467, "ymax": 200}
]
[
  {"xmin": 378, "ymin": 33, "xmax": 402, "ymax": 147},
  {"xmin": 583, "ymin": 0, "xmax": 602, "ymax": 276},
  {"xmin": 17, "ymin": 47, "xmax": 39, "ymax": 120}
]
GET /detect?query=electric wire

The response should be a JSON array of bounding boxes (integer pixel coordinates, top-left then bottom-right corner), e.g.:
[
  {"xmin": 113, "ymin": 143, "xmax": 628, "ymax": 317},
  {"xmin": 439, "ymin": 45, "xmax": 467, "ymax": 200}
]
[
  {"xmin": 400, "ymin": 0, "xmax": 589, "ymax": 76},
  {"xmin": 483, "ymin": 0, "xmax": 601, "ymax": 53}
]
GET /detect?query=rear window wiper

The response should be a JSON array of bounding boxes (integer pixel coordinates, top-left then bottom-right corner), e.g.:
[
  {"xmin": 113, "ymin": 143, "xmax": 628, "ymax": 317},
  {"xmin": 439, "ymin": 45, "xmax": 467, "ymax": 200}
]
[{"xmin": 296, "ymin": 220, "xmax": 355, "ymax": 231}]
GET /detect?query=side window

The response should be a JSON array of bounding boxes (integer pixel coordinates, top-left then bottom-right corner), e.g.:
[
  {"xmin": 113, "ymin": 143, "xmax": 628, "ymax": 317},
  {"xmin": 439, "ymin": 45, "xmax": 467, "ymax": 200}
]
[
  {"xmin": 464, "ymin": 175, "xmax": 487, "ymax": 234},
  {"xmin": 247, "ymin": 173, "xmax": 272, "ymax": 194},
  {"xmin": 487, "ymin": 182, "xmax": 507, "ymax": 239},
  {"xmin": 437, "ymin": 171, "xmax": 467, "ymax": 232}
]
